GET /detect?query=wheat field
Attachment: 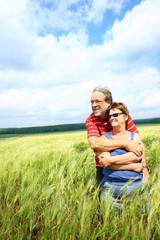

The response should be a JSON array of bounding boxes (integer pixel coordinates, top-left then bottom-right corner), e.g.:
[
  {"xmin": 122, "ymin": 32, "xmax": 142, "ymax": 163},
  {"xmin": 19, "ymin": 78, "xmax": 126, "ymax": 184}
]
[{"xmin": 0, "ymin": 125, "xmax": 160, "ymax": 239}]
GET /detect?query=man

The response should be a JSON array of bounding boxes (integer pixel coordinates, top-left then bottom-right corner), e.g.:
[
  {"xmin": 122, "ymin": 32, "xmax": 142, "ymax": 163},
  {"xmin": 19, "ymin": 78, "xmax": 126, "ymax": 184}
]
[{"xmin": 85, "ymin": 86, "xmax": 149, "ymax": 185}]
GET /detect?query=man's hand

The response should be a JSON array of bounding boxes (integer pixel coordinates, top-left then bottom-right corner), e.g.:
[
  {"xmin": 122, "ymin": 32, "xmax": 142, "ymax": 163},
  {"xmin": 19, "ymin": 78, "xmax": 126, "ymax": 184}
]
[
  {"xmin": 125, "ymin": 140, "xmax": 144, "ymax": 157},
  {"xmin": 98, "ymin": 152, "xmax": 112, "ymax": 168},
  {"xmin": 143, "ymin": 168, "xmax": 150, "ymax": 184}
]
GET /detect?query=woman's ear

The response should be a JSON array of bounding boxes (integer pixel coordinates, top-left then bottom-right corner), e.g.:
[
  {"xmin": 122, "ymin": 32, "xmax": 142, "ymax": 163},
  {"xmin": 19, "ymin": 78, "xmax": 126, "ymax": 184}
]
[{"xmin": 124, "ymin": 114, "xmax": 128, "ymax": 122}]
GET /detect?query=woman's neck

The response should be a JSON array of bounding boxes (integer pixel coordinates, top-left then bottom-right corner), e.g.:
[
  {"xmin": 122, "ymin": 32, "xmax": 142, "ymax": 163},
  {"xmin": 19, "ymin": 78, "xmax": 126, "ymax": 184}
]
[{"xmin": 110, "ymin": 126, "xmax": 127, "ymax": 136}]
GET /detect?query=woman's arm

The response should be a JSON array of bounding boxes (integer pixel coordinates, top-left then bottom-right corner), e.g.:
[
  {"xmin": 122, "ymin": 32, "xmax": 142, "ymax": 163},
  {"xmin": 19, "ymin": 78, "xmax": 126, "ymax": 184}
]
[
  {"xmin": 98, "ymin": 151, "xmax": 142, "ymax": 172},
  {"xmin": 108, "ymin": 163, "xmax": 143, "ymax": 173},
  {"xmin": 98, "ymin": 151, "xmax": 142, "ymax": 168}
]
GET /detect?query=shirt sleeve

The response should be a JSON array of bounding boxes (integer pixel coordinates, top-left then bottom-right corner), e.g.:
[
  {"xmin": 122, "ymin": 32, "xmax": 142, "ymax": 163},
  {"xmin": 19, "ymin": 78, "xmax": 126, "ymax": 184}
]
[
  {"xmin": 127, "ymin": 115, "xmax": 139, "ymax": 133},
  {"xmin": 85, "ymin": 117, "xmax": 101, "ymax": 138}
]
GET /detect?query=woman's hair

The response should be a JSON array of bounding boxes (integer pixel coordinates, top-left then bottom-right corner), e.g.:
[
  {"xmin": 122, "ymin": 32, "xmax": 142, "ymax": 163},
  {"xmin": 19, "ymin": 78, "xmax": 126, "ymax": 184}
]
[
  {"xmin": 92, "ymin": 86, "xmax": 113, "ymax": 103},
  {"xmin": 107, "ymin": 102, "xmax": 129, "ymax": 128}
]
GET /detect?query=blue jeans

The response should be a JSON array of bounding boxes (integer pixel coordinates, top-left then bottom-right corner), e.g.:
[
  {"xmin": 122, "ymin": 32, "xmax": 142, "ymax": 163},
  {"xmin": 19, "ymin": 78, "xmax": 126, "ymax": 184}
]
[{"xmin": 100, "ymin": 179, "xmax": 149, "ymax": 214}]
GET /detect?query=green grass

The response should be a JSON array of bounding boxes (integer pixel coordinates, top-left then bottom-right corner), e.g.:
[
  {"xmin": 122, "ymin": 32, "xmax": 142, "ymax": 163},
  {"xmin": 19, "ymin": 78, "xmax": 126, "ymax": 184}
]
[
  {"xmin": 0, "ymin": 125, "xmax": 160, "ymax": 239},
  {"xmin": 0, "ymin": 134, "xmax": 21, "ymax": 139}
]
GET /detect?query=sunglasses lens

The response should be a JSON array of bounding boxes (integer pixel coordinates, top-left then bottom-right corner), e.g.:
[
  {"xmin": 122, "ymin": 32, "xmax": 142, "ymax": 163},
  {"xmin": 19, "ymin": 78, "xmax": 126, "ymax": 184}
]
[{"xmin": 109, "ymin": 113, "xmax": 123, "ymax": 119}]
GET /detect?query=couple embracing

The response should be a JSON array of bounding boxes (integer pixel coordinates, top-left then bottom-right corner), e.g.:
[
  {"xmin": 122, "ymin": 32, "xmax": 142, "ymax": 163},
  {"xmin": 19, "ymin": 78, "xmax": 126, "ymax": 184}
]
[{"xmin": 85, "ymin": 87, "xmax": 149, "ymax": 213}]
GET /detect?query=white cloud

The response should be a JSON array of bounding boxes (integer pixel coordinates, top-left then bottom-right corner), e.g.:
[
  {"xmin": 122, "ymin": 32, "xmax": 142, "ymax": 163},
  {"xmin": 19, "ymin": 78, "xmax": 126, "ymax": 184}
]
[
  {"xmin": 24, "ymin": 0, "xmax": 127, "ymax": 34},
  {"xmin": 103, "ymin": 0, "xmax": 160, "ymax": 64},
  {"xmin": 0, "ymin": 0, "xmax": 160, "ymax": 127},
  {"xmin": 0, "ymin": 83, "xmax": 92, "ymax": 127},
  {"xmin": 0, "ymin": 0, "xmax": 35, "ymax": 70},
  {"xmin": 0, "ymin": 66, "xmax": 159, "ymax": 127},
  {"xmin": 87, "ymin": 0, "xmax": 125, "ymax": 24}
]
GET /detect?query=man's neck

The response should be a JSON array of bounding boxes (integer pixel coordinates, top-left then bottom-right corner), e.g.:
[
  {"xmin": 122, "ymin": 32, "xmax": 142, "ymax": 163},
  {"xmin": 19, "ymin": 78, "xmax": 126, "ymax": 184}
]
[{"xmin": 99, "ymin": 114, "xmax": 107, "ymax": 120}]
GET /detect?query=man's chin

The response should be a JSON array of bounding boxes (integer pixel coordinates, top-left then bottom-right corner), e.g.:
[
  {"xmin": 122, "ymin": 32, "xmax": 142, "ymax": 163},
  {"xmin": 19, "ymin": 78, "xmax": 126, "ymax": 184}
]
[{"xmin": 93, "ymin": 111, "xmax": 101, "ymax": 117}]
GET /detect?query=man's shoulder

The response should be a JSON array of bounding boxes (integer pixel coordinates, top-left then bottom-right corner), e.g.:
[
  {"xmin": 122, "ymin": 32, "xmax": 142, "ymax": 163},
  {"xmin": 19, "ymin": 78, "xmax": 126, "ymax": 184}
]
[
  {"xmin": 85, "ymin": 113, "xmax": 110, "ymax": 127},
  {"xmin": 86, "ymin": 113, "xmax": 96, "ymax": 120},
  {"xmin": 85, "ymin": 113, "xmax": 112, "ymax": 136},
  {"xmin": 127, "ymin": 115, "xmax": 138, "ymax": 133}
]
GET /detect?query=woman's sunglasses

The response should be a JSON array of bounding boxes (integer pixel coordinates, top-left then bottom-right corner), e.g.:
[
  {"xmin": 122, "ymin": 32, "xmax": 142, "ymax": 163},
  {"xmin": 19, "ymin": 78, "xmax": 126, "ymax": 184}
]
[{"xmin": 108, "ymin": 112, "xmax": 124, "ymax": 119}]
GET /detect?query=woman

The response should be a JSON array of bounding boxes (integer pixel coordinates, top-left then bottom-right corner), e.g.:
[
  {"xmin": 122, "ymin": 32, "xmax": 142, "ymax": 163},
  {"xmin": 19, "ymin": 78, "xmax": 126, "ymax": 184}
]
[{"xmin": 99, "ymin": 102, "xmax": 149, "ymax": 213}]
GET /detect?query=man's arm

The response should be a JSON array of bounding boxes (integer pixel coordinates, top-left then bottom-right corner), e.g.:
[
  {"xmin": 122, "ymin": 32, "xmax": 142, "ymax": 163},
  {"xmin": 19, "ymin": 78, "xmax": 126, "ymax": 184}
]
[
  {"xmin": 89, "ymin": 136, "xmax": 143, "ymax": 156},
  {"xmin": 133, "ymin": 133, "xmax": 150, "ymax": 183},
  {"xmin": 141, "ymin": 152, "xmax": 150, "ymax": 183}
]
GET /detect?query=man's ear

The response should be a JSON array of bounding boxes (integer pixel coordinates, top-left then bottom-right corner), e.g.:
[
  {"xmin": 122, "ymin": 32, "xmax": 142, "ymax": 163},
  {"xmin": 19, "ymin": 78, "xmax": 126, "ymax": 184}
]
[{"xmin": 107, "ymin": 99, "xmax": 112, "ymax": 105}]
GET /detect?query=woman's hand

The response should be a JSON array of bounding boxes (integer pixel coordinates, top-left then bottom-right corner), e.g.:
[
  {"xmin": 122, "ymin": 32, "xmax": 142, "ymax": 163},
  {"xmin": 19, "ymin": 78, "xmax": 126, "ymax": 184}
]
[
  {"xmin": 130, "ymin": 163, "xmax": 143, "ymax": 173},
  {"xmin": 98, "ymin": 152, "xmax": 112, "ymax": 168}
]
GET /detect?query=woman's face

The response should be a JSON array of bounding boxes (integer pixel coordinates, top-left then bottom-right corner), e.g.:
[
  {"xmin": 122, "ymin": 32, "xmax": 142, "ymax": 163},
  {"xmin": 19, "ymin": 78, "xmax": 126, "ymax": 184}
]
[{"xmin": 108, "ymin": 108, "xmax": 128, "ymax": 127}]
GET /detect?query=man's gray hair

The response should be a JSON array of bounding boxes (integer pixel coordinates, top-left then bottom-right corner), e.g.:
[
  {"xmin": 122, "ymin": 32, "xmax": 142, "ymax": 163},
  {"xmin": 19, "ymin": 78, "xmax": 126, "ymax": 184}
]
[{"xmin": 92, "ymin": 86, "xmax": 113, "ymax": 103}]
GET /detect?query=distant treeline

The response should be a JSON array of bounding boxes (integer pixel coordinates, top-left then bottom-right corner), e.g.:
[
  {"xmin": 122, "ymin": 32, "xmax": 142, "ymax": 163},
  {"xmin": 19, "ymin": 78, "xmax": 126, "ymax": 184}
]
[
  {"xmin": 0, "ymin": 118, "xmax": 160, "ymax": 135},
  {"xmin": 0, "ymin": 123, "xmax": 86, "ymax": 135},
  {"xmin": 134, "ymin": 118, "xmax": 160, "ymax": 125}
]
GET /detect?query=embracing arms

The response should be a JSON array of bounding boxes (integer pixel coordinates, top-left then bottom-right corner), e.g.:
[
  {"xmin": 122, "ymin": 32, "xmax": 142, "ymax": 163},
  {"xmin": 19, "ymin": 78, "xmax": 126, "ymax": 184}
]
[
  {"xmin": 88, "ymin": 136, "xmax": 143, "ymax": 156},
  {"xmin": 86, "ymin": 115, "xmax": 149, "ymax": 182},
  {"xmin": 86, "ymin": 114, "xmax": 143, "ymax": 156}
]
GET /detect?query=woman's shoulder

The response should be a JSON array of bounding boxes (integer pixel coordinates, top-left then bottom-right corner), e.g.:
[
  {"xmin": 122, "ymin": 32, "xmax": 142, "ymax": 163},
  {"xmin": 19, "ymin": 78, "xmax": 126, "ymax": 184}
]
[
  {"xmin": 105, "ymin": 132, "xmax": 113, "ymax": 139},
  {"xmin": 132, "ymin": 132, "xmax": 141, "ymax": 141}
]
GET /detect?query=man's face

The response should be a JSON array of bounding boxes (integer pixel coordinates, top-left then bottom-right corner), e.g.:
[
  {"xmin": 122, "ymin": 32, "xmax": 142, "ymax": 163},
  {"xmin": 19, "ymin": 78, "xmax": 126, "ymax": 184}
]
[{"xmin": 91, "ymin": 91, "xmax": 110, "ymax": 119}]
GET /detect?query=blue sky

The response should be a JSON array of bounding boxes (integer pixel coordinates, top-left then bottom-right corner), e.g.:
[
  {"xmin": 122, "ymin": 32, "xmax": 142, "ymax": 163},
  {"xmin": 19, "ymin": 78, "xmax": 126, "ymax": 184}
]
[{"xmin": 0, "ymin": 0, "xmax": 160, "ymax": 128}]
